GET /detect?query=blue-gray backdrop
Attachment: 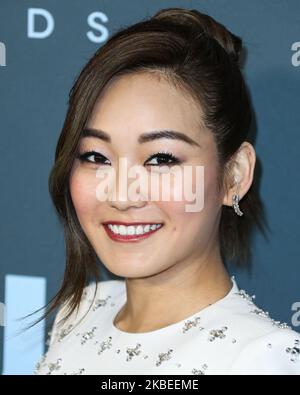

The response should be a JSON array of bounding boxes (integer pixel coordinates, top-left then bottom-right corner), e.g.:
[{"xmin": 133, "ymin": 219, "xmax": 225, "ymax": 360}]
[{"xmin": 0, "ymin": 0, "xmax": 299, "ymax": 375}]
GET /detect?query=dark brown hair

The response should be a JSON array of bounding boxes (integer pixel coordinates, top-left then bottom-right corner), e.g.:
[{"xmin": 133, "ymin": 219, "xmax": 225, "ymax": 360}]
[{"xmin": 35, "ymin": 7, "xmax": 266, "ymax": 325}]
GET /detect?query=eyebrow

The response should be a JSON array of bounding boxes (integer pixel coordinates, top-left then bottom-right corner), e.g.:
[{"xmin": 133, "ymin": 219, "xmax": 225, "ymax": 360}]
[{"xmin": 82, "ymin": 128, "xmax": 201, "ymax": 147}]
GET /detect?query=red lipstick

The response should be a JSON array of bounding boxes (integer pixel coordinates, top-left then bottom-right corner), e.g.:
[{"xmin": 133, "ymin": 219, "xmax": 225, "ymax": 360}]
[{"xmin": 102, "ymin": 222, "xmax": 163, "ymax": 243}]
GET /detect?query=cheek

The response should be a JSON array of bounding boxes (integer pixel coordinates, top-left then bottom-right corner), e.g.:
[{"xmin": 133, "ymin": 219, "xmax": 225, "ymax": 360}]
[
  {"xmin": 202, "ymin": 163, "xmax": 222, "ymax": 209},
  {"xmin": 157, "ymin": 163, "xmax": 221, "ymax": 230},
  {"xmin": 69, "ymin": 169, "xmax": 99, "ymax": 220}
]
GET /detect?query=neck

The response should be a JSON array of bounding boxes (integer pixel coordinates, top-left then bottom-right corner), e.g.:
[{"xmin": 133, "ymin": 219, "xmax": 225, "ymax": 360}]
[{"xmin": 113, "ymin": 245, "xmax": 232, "ymax": 333}]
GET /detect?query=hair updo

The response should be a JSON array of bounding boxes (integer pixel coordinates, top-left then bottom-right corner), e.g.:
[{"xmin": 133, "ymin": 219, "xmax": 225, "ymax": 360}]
[
  {"xmin": 42, "ymin": 7, "xmax": 266, "ymax": 323},
  {"xmin": 153, "ymin": 8, "xmax": 242, "ymax": 64}
]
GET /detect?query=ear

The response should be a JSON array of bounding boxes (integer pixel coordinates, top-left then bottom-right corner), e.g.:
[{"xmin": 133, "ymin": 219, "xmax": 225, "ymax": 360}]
[{"xmin": 222, "ymin": 142, "xmax": 256, "ymax": 207}]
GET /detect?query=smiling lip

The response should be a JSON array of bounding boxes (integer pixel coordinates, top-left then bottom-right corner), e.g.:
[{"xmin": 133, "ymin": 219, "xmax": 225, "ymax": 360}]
[
  {"xmin": 102, "ymin": 222, "xmax": 164, "ymax": 243},
  {"xmin": 102, "ymin": 221, "xmax": 162, "ymax": 226}
]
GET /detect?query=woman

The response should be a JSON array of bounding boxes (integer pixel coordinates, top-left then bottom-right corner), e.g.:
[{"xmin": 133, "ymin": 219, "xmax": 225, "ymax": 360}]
[{"xmin": 35, "ymin": 7, "xmax": 300, "ymax": 375}]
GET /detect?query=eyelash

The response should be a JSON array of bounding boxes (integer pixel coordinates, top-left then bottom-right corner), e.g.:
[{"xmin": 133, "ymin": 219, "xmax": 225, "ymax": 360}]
[{"xmin": 77, "ymin": 150, "xmax": 181, "ymax": 167}]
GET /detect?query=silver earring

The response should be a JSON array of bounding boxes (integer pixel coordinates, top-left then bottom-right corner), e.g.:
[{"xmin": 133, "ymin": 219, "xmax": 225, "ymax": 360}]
[{"xmin": 232, "ymin": 182, "xmax": 243, "ymax": 216}]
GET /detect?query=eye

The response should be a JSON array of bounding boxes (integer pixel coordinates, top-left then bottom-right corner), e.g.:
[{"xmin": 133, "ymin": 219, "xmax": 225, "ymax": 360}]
[
  {"xmin": 145, "ymin": 151, "xmax": 181, "ymax": 167},
  {"xmin": 77, "ymin": 151, "xmax": 111, "ymax": 165}
]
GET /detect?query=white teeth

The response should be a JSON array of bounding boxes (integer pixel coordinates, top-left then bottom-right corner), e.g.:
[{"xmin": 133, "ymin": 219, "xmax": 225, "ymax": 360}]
[
  {"xmin": 127, "ymin": 226, "xmax": 135, "ymax": 236},
  {"xmin": 144, "ymin": 224, "xmax": 151, "ymax": 233},
  {"xmin": 119, "ymin": 225, "xmax": 127, "ymax": 235},
  {"xmin": 107, "ymin": 223, "xmax": 162, "ymax": 236},
  {"xmin": 136, "ymin": 225, "xmax": 144, "ymax": 235}
]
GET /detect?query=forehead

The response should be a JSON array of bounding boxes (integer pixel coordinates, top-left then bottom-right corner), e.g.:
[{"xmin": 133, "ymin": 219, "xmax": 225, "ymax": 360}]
[{"xmin": 86, "ymin": 72, "xmax": 206, "ymax": 143}]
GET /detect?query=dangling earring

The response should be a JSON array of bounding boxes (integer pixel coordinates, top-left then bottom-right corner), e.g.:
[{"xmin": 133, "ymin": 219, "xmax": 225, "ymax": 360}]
[{"xmin": 232, "ymin": 180, "xmax": 243, "ymax": 216}]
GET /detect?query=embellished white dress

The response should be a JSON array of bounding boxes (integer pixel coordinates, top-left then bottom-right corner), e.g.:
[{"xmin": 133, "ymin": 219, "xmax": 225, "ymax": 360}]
[{"xmin": 35, "ymin": 277, "xmax": 300, "ymax": 375}]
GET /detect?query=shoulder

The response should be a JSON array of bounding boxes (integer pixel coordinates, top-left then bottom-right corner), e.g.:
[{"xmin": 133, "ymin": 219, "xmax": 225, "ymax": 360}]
[
  {"xmin": 228, "ymin": 327, "xmax": 300, "ymax": 375},
  {"xmin": 48, "ymin": 278, "xmax": 125, "ymax": 346},
  {"xmin": 58, "ymin": 278, "xmax": 125, "ymax": 321},
  {"xmin": 220, "ymin": 285, "xmax": 300, "ymax": 374},
  {"xmin": 81, "ymin": 278, "xmax": 125, "ymax": 303},
  {"xmin": 35, "ymin": 279, "xmax": 125, "ymax": 374}
]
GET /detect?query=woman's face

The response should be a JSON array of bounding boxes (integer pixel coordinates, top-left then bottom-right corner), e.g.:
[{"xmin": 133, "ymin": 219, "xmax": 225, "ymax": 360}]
[{"xmin": 70, "ymin": 72, "xmax": 224, "ymax": 278}]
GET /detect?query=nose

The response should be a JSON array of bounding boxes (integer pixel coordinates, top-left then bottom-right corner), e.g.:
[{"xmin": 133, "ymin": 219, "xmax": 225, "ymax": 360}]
[
  {"xmin": 107, "ymin": 164, "xmax": 148, "ymax": 211},
  {"xmin": 109, "ymin": 190, "xmax": 147, "ymax": 211}
]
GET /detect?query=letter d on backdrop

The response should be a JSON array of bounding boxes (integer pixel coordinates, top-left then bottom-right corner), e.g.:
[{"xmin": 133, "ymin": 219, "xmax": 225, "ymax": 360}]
[{"xmin": 27, "ymin": 8, "xmax": 54, "ymax": 39}]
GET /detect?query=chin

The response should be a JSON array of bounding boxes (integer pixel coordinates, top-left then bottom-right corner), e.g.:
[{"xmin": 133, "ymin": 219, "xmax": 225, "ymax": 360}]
[{"xmin": 102, "ymin": 261, "xmax": 160, "ymax": 279}]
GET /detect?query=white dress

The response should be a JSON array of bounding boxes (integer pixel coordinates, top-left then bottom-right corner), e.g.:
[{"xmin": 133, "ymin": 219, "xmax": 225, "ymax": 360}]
[{"xmin": 35, "ymin": 277, "xmax": 300, "ymax": 375}]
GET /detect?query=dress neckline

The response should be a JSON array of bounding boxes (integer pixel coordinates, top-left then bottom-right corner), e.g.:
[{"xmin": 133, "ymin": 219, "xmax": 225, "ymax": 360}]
[{"xmin": 110, "ymin": 276, "xmax": 239, "ymax": 337}]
